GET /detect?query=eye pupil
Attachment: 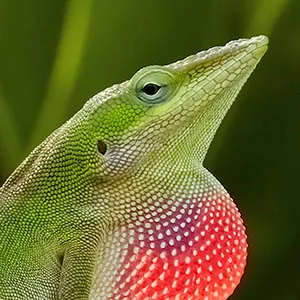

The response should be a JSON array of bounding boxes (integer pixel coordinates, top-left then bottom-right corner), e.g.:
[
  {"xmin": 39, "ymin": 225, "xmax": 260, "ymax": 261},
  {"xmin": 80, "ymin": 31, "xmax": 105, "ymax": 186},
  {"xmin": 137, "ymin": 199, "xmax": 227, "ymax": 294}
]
[{"xmin": 142, "ymin": 83, "xmax": 161, "ymax": 96}]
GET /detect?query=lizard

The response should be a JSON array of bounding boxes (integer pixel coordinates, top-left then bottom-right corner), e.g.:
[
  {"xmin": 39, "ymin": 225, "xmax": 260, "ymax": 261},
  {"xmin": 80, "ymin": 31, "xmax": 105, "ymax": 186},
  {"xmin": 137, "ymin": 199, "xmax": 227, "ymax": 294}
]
[{"xmin": 0, "ymin": 35, "xmax": 268, "ymax": 300}]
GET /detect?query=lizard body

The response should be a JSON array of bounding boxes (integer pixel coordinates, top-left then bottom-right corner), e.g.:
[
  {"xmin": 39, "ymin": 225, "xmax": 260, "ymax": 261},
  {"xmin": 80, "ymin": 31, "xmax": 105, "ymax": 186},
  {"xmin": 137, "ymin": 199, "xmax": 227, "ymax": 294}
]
[{"xmin": 0, "ymin": 35, "xmax": 268, "ymax": 299}]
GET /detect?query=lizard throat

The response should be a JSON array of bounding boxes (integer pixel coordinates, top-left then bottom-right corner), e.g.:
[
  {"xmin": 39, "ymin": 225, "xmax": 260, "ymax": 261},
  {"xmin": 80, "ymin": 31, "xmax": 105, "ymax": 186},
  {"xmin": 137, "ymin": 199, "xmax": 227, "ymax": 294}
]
[{"xmin": 91, "ymin": 183, "xmax": 247, "ymax": 300}]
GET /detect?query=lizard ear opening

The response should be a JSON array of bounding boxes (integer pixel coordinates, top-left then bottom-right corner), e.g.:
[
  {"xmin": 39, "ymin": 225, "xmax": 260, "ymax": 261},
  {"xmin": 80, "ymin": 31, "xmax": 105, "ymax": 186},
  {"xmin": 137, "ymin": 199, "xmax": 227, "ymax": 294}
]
[{"xmin": 97, "ymin": 140, "xmax": 108, "ymax": 155}]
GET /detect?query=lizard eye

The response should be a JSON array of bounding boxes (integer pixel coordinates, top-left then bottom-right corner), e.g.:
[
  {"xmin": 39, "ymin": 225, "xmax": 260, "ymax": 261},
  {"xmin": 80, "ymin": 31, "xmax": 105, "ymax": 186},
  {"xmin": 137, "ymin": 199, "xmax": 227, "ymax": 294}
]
[
  {"xmin": 138, "ymin": 82, "xmax": 164, "ymax": 103},
  {"xmin": 142, "ymin": 83, "xmax": 161, "ymax": 96},
  {"xmin": 133, "ymin": 68, "xmax": 176, "ymax": 104}
]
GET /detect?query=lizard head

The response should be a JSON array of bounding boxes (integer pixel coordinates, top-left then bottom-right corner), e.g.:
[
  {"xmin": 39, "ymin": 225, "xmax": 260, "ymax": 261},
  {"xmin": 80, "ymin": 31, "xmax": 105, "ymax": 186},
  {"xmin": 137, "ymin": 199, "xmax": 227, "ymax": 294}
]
[{"xmin": 81, "ymin": 35, "xmax": 268, "ymax": 180}]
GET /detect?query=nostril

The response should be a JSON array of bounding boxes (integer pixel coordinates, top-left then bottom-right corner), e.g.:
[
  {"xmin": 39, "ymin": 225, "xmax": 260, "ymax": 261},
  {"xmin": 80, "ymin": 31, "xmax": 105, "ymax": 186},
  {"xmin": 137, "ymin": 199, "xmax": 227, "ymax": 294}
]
[{"xmin": 97, "ymin": 140, "xmax": 107, "ymax": 155}]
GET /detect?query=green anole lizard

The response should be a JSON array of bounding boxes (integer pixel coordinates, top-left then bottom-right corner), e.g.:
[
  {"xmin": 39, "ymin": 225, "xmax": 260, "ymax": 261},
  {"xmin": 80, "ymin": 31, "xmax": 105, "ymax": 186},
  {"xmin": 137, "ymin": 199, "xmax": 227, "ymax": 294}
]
[{"xmin": 0, "ymin": 35, "xmax": 268, "ymax": 300}]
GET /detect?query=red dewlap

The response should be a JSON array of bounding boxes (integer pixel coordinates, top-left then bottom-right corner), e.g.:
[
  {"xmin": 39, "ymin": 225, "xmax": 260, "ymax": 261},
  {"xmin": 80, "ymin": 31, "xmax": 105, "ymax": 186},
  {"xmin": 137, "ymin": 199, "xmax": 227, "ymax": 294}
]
[{"xmin": 113, "ymin": 192, "xmax": 247, "ymax": 300}]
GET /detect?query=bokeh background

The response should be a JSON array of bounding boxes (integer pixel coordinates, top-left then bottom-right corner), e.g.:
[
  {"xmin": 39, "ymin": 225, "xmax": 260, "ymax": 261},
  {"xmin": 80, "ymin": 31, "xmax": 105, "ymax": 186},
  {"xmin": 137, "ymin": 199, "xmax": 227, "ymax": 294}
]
[{"xmin": 0, "ymin": 0, "xmax": 299, "ymax": 299}]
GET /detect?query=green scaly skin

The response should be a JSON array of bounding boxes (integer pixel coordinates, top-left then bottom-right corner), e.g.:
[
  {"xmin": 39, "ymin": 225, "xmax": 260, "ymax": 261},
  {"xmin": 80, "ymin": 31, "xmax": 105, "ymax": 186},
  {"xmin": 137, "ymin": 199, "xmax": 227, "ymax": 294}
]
[{"xmin": 0, "ymin": 36, "xmax": 268, "ymax": 300}]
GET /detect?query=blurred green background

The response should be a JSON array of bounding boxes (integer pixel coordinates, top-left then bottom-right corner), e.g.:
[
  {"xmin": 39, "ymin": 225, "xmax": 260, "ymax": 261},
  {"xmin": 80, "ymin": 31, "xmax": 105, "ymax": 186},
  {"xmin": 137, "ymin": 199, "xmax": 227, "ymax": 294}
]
[{"xmin": 0, "ymin": 0, "xmax": 299, "ymax": 299}]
